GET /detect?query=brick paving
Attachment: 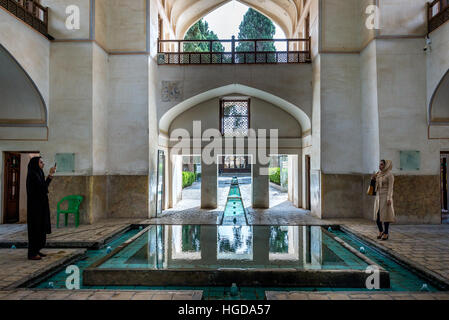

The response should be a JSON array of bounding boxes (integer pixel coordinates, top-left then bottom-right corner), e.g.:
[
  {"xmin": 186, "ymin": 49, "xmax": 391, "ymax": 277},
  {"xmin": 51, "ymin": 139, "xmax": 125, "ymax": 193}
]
[
  {"xmin": 266, "ymin": 291, "xmax": 449, "ymax": 300},
  {"xmin": 1, "ymin": 210, "xmax": 449, "ymax": 300},
  {"xmin": 0, "ymin": 248, "xmax": 85, "ymax": 289},
  {"xmin": 0, "ymin": 219, "xmax": 141, "ymax": 248},
  {"xmin": 341, "ymin": 221, "xmax": 449, "ymax": 286},
  {"xmin": 0, "ymin": 289, "xmax": 202, "ymax": 300}
]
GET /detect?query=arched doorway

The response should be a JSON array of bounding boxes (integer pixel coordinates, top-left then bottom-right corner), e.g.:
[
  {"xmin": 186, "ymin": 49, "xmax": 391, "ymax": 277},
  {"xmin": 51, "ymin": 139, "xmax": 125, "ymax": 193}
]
[{"xmin": 158, "ymin": 85, "xmax": 311, "ymax": 216}]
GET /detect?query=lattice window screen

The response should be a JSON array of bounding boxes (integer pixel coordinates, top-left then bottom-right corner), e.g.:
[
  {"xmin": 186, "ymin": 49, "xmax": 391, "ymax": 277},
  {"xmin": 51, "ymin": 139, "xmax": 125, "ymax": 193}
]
[{"xmin": 221, "ymin": 100, "xmax": 250, "ymax": 136}]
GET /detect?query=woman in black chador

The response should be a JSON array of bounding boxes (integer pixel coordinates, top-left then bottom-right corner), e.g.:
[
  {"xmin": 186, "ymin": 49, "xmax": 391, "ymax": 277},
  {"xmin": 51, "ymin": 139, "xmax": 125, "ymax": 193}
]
[{"xmin": 26, "ymin": 157, "xmax": 56, "ymax": 260}]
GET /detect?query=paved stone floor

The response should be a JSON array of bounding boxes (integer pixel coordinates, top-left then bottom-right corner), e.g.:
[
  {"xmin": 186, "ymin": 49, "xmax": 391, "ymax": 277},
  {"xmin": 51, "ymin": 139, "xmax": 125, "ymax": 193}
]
[
  {"xmin": 342, "ymin": 221, "xmax": 449, "ymax": 286},
  {"xmin": 152, "ymin": 176, "xmax": 316, "ymax": 225},
  {"xmin": 2, "ymin": 202, "xmax": 449, "ymax": 299},
  {"xmin": 0, "ymin": 289, "xmax": 202, "ymax": 300},
  {"xmin": 0, "ymin": 248, "xmax": 85, "ymax": 289},
  {"xmin": 0, "ymin": 219, "xmax": 140, "ymax": 248},
  {"xmin": 266, "ymin": 291, "xmax": 449, "ymax": 300}
]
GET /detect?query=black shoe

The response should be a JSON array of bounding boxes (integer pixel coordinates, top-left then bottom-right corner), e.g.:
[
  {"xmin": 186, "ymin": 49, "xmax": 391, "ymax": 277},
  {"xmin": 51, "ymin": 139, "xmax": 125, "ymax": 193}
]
[
  {"xmin": 38, "ymin": 252, "xmax": 47, "ymax": 257},
  {"xmin": 28, "ymin": 255, "xmax": 42, "ymax": 261}
]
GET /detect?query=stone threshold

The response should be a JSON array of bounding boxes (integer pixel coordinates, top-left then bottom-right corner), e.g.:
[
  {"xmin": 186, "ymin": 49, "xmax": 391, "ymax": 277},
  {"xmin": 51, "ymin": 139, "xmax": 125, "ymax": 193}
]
[
  {"xmin": 4, "ymin": 249, "xmax": 86, "ymax": 290},
  {"xmin": 340, "ymin": 225, "xmax": 449, "ymax": 291}
]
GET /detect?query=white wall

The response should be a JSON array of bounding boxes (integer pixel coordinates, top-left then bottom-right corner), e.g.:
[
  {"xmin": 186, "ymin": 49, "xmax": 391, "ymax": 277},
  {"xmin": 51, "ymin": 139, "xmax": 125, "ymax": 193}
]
[
  {"xmin": 107, "ymin": 55, "xmax": 149, "ymax": 174},
  {"xmin": 320, "ymin": 53, "xmax": 362, "ymax": 174},
  {"xmin": 360, "ymin": 41, "xmax": 379, "ymax": 174},
  {"xmin": 169, "ymin": 97, "xmax": 302, "ymax": 138},
  {"xmin": 157, "ymin": 64, "xmax": 313, "ymax": 128}
]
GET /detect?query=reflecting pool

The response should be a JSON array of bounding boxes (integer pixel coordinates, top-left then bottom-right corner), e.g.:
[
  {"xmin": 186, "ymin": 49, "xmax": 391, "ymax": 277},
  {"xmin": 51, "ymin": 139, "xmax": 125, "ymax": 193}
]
[{"xmin": 97, "ymin": 225, "xmax": 368, "ymax": 270}]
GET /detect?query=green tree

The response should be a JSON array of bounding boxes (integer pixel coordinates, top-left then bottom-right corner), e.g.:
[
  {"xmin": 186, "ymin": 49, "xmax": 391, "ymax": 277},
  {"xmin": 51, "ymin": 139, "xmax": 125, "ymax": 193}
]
[
  {"xmin": 184, "ymin": 19, "xmax": 224, "ymax": 52},
  {"xmin": 236, "ymin": 8, "xmax": 276, "ymax": 53}
]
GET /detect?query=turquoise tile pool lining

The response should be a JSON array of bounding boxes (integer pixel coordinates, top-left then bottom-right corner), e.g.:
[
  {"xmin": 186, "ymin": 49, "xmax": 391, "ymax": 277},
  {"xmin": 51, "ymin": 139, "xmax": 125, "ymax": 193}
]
[
  {"xmin": 32, "ymin": 226, "xmax": 442, "ymax": 299},
  {"xmin": 96, "ymin": 225, "xmax": 369, "ymax": 270},
  {"xmin": 221, "ymin": 177, "xmax": 248, "ymax": 225}
]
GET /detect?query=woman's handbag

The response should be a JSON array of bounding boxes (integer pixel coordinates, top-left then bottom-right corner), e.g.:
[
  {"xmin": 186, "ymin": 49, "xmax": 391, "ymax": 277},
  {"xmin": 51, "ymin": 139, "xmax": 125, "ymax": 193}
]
[{"xmin": 367, "ymin": 178, "xmax": 377, "ymax": 196}]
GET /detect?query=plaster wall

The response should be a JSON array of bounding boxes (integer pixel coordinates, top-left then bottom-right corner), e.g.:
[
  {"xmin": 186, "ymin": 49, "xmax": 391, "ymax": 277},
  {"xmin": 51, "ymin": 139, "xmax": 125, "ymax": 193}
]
[
  {"xmin": 92, "ymin": 44, "xmax": 109, "ymax": 175},
  {"xmin": 169, "ymin": 97, "xmax": 302, "ymax": 138},
  {"xmin": 107, "ymin": 55, "xmax": 149, "ymax": 175},
  {"xmin": 321, "ymin": 0, "xmax": 361, "ymax": 51},
  {"xmin": 320, "ymin": 53, "xmax": 362, "ymax": 174},
  {"xmin": 360, "ymin": 40, "xmax": 379, "ymax": 174},
  {"xmin": 157, "ymin": 64, "xmax": 313, "ymax": 128},
  {"xmin": 49, "ymin": 42, "xmax": 93, "ymax": 174},
  {"xmin": 378, "ymin": 0, "xmax": 428, "ymax": 36},
  {"xmin": 95, "ymin": 0, "xmax": 108, "ymax": 48},
  {"xmin": 41, "ymin": 0, "xmax": 91, "ymax": 40},
  {"xmin": 376, "ymin": 39, "xmax": 438, "ymax": 175},
  {"xmin": 106, "ymin": 0, "xmax": 147, "ymax": 52}
]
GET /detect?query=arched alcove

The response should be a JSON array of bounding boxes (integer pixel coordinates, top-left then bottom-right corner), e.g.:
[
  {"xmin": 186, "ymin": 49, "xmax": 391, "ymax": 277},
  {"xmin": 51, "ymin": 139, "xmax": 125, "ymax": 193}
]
[
  {"xmin": 429, "ymin": 69, "xmax": 449, "ymax": 124},
  {"xmin": 0, "ymin": 44, "xmax": 47, "ymax": 127}
]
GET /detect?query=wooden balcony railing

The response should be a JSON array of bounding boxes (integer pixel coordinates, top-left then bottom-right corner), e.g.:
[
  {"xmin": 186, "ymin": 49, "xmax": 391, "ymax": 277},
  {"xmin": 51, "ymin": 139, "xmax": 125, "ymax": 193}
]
[
  {"xmin": 428, "ymin": 0, "xmax": 449, "ymax": 33},
  {"xmin": 157, "ymin": 37, "xmax": 311, "ymax": 65},
  {"xmin": 0, "ymin": 0, "xmax": 48, "ymax": 36}
]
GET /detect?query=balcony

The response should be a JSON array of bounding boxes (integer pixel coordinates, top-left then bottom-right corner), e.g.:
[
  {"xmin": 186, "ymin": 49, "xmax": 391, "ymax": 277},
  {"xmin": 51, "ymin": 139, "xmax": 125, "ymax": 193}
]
[
  {"xmin": 157, "ymin": 37, "xmax": 311, "ymax": 65},
  {"xmin": 428, "ymin": 0, "xmax": 449, "ymax": 33},
  {"xmin": 0, "ymin": 0, "xmax": 48, "ymax": 36}
]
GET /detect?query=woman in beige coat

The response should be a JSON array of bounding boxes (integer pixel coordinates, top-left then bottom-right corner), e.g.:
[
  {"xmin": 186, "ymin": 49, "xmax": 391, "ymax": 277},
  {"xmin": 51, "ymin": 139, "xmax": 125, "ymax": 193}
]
[{"xmin": 371, "ymin": 160, "xmax": 395, "ymax": 241}]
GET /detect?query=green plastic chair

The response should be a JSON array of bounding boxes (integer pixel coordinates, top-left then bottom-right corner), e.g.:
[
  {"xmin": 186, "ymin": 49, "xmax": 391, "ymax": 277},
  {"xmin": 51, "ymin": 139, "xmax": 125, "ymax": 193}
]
[{"xmin": 56, "ymin": 195, "xmax": 83, "ymax": 228}]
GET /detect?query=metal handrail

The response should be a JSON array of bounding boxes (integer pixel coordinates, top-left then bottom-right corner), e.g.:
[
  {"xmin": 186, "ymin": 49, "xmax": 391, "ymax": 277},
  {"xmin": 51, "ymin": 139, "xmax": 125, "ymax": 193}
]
[
  {"xmin": 1, "ymin": 0, "xmax": 49, "ymax": 36},
  {"xmin": 157, "ymin": 37, "xmax": 311, "ymax": 65}
]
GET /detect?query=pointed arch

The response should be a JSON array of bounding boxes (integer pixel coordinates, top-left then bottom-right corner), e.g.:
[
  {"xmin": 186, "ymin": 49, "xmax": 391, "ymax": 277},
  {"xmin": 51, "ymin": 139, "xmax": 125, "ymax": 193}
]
[
  {"xmin": 159, "ymin": 84, "xmax": 311, "ymax": 136},
  {"xmin": 429, "ymin": 68, "xmax": 449, "ymax": 125},
  {"xmin": 0, "ymin": 44, "xmax": 47, "ymax": 126},
  {"xmin": 167, "ymin": 0, "xmax": 300, "ymax": 39}
]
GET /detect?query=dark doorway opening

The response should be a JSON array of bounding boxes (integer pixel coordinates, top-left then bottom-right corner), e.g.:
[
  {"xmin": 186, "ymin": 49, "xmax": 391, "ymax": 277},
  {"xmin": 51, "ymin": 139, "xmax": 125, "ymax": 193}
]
[
  {"xmin": 3, "ymin": 151, "xmax": 40, "ymax": 224},
  {"xmin": 441, "ymin": 152, "xmax": 449, "ymax": 224},
  {"xmin": 3, "ymin": 152, "xmax": 21, "ymax": 224}
]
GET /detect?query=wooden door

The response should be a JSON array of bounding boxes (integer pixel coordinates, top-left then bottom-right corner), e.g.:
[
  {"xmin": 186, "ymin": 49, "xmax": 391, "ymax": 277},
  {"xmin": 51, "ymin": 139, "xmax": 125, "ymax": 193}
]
[{"xmin": 3, "ymin": 152, "xmax": 21, "ymax": 223}]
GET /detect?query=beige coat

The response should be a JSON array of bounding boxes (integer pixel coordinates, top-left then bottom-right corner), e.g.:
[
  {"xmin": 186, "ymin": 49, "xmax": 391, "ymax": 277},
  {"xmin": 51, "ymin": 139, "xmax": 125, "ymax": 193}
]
[{"xmin": 373, "ymin": 161, "xmax": 395, "ymax": 223}]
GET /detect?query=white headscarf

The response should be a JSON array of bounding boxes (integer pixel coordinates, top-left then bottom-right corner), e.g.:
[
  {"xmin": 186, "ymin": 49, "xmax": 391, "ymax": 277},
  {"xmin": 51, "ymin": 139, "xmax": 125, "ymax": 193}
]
[{"xmin": 376, "ymin": 160, "xmax": 392, "ymax": 190}]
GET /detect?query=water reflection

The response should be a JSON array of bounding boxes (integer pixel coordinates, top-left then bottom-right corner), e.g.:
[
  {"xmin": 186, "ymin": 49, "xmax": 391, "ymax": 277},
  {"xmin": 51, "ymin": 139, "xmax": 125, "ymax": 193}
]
[
  {"xmin": 217, "ymin": 226, "xmax": 253, "ymax": 260},
  {"xmin": 99, "ymin": 225, "xmax": 368, "ymax": 270},
  {"xmin": 172, "ymin": 225, "xmax": 201, "ymax": 260}
]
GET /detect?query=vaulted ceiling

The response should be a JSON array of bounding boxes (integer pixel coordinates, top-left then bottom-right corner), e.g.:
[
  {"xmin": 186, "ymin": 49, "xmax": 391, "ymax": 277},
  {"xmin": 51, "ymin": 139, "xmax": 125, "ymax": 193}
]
[{"xmin": 161, "ymin": 0, "xmax": 304, "ymax": 39}]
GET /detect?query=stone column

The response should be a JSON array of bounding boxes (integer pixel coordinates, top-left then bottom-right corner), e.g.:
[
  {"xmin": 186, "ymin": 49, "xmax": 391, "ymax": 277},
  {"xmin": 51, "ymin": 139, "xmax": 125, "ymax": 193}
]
[
  {"xmin": 201, "ymin": 160, "xmax": 217, "ymax": 209},
  {"xmin": 252, "ymin": 163, "xmax": 269, "ymax": 208}
]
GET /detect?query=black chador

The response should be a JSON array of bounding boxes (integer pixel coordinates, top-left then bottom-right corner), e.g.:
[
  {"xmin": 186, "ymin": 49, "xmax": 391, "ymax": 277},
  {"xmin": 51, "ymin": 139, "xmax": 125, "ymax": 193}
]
[{"xmin": 26, "ymin": 157, "xmax": 52, "ymax": 259}]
